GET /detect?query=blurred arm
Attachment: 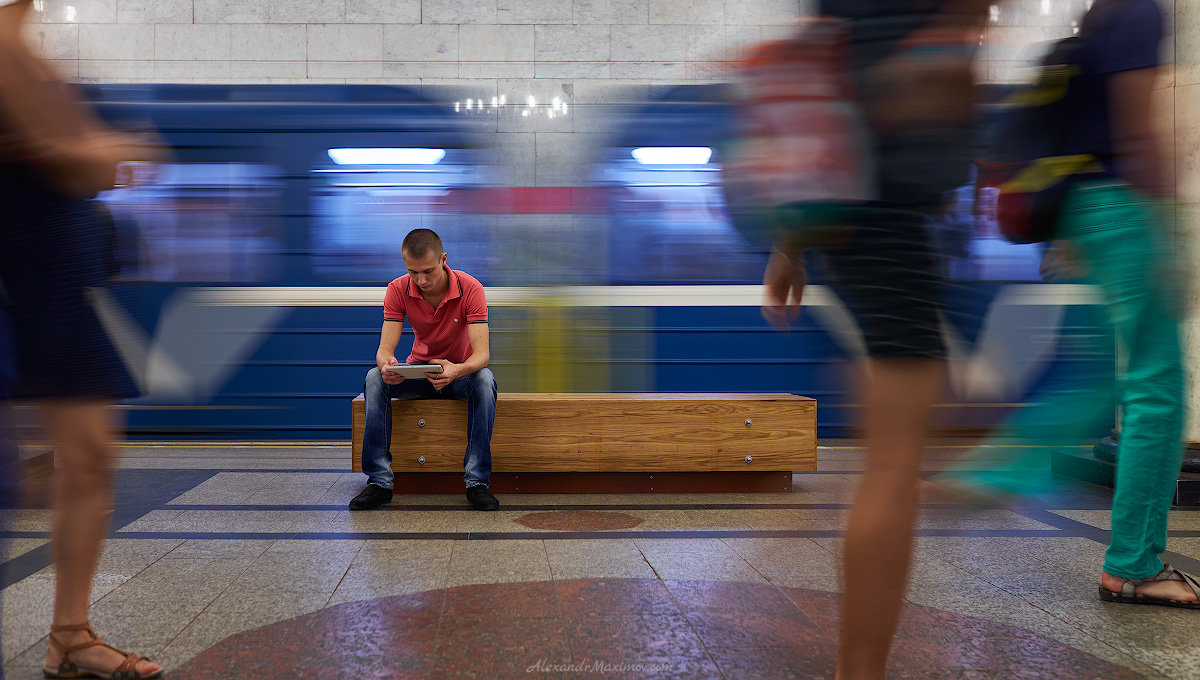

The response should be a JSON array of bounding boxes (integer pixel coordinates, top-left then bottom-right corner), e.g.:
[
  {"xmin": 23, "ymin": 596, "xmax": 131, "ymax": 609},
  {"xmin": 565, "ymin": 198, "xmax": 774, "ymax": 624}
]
[
  {"xmin": 762, "ymin": 241, "xmax": 807, "ymax": 330},
  {"xmin": 1109, "ymin": 67, "xmax": 1170, "ymax": 198},
  {"xmin": 0, "ymin": 38, "xmax": 156, "ymax": 197}
]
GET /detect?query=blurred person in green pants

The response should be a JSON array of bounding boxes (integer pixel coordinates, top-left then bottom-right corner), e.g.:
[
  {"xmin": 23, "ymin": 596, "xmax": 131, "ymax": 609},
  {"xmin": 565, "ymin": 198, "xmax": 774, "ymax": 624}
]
[{"xmin": 936, "ymin": 0, "xmax": 1198, "ymax": 609}]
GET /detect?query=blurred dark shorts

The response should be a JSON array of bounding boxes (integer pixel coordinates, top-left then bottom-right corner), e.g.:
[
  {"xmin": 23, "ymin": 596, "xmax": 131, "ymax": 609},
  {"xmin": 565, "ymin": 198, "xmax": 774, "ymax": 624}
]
[
  {"xmin": 823, "ymin": 204, "xmax": 945, "ymax": 359},
  {"xmin": 0, "ymin": 169, "xmax": 137, "ymax": 401}
]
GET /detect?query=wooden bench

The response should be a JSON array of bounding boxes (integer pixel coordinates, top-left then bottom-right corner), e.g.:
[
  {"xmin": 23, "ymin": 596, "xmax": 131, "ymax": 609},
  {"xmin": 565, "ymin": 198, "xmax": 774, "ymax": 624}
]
[{"xmin": 351, "ymin": 393, "xmax": 816, "ymax": 493}]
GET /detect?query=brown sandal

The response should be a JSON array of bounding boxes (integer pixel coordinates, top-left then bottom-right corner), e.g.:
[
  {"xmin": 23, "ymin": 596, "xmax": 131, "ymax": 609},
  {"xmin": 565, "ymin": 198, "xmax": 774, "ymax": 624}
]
[
  {"xmin": 1099, "ymin": 564, "xmax": 1200, "ymax": 610},
  {"xmin": 43, "ymin": 622, "xmax": 163, "ymax": 679}
]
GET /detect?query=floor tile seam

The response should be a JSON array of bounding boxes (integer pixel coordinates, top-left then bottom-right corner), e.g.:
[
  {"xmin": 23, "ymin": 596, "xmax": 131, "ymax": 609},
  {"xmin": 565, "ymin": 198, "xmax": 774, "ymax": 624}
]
[
  {"xmin": 539, "ymin": 539, "xmax": 562, "ymax": 596},
  {"xmin": 896, "ymin": 589, "xmax": 1165, "ymax": 679},
  {"xmin": 152, "ymin": 502, "xmax": 1068, "ymax": 512},
  {"xmin": 200, "ymin": 546, "xmax": 280, "ymax": 618},
  {"xmin": 323, "ymin": 541, "xmax": 369, "ymax": 609},
  {"xmin": 157, "ymin": 593, "xmax": 224, "ymax": 661},
  {"xmin": 633, "ymin": 540, "xmax": 665, "ymax": 585},
  {"xmin": 163, "ymin": 538, "xmax": 276, "ymax": 561},
  {"xmin": 1112, "ymin": 646, "xmax": 1200, "ymax": 680},
  {"xmin": 907, "ymin": 552, "xmax": 1006, "ymax": 598},
  {"xmin": 972, "ymin": 514, "xmax": 1200, "ymax": 676},
  {"xmin": 443, "ymin": 536, "xmax": 553, "ymax": 581},
  {"xmin": 125, "ymin": 467, "xmax": 874, "ymax": 475},
  {"xmin": 958, "ymin": 565, "xmax": 1078, "ymax": 612},
  {"xmin": 0, "ymin": 485, "xmax": 207, "ymax": 588},
  {"xmin": 651, "ymin": 584, "xmax": 729, "ymax": 679},
  {"xmin": 1020, "ymin": 603, "xmax": 1180, "ymax": 680},
  {"xmin": 807, "ymin": 536, "xmax": 841, "ymax": 558},
  {"xmin": 138, "ymin": 456, "xmax": 354, "ymax": 460},
  {"xmin": 127, "ymin": 468, "xmax": 354, "ymax": 473},
  {"xmin": 87, "ymin": 538, "xmax": 189, "ymax": 609},
  {"xmin": 1013, "ymin": 508, "xmax": 1200, "ymax": 575},
  {"xmin": 313, "ymin": 479, "xmax": 346, "ymax": 505},
  {"xmin": 1013, "ymin": 596, "xmax": 1164, "ymax": 670},
  {"xmin": 715, "ymin": 535, "xmax": 783, "ymax": 588},
  {"xmin": 955, "ymin": 529, "xmax": 1110, "ymax": 577},
  {"xmin": 6, "ymin": 528, "xmax": 1114, "ymax": 545},
  {"xmin": 9, "ymin": 631, "xmax": 51, "ymax": 669}
]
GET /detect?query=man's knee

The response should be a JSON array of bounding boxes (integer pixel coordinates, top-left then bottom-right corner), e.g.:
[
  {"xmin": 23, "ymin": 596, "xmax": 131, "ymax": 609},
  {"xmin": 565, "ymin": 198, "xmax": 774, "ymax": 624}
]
[
  {"xmin": 364, "ymin": 368, "xmax": 394, "ymax": 408},
  {"xmin": 472, "ymin": 367, "xmax": 497, "ymax": 397},
  {"xmin": 365, "ymin": 367, "xmax": 384, "ymax": 391}
]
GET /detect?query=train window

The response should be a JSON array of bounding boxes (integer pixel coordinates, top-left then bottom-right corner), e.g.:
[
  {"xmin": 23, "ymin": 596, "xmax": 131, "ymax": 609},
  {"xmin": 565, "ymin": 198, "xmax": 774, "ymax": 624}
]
[
  {"xmin": 310, "ymin": 147, "xmax": 490, "ymax": 282},
  {"xmin": 605, "ymin": 146, "xmax": 767, "ymax": 284},
  {"xmin": 97, "ymin": 162, "xmax": 283, "ymax": 282},
  {"xmin": 606, "ymin": 149, "xmax": 1044, "ymax": 284},
  {"xmin": 607, "ymin": 83, "xmax": 1046, "ymax": 284},
  {"xmin": 930, "ymin": 180, "xmax": 1044, "ymax": 282}
]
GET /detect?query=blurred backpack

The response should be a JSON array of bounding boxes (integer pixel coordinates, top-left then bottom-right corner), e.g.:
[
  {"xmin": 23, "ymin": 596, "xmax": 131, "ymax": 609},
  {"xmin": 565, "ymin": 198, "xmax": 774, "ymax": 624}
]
[
  {"xmin": 722, "ymin": 10, "xmax": 985, "ymax": 249},
  {"xmin": 720, "ymin": 17, "xmax": 876, "ymax": 249},
  {"xmin": 976, "ymin": 35, "xmax": 1105, "ymax": 243}
]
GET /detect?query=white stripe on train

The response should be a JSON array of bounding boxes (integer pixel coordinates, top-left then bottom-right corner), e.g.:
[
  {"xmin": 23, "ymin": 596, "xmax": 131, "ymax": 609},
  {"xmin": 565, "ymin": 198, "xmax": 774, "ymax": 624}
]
[{"xmin": 188, "ymin": 284, "xmax": 1100, "ymax": 307}]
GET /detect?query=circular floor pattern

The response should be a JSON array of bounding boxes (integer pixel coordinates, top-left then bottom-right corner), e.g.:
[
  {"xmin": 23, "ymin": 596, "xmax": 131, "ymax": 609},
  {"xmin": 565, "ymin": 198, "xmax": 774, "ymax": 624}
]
[
  {"xmin": 170, "ymin": 579, "xmax": 1147, "ymax": 680},
  {"xmin": 514, "ymin": 509, "xmax": 645, "ymax": 531}
]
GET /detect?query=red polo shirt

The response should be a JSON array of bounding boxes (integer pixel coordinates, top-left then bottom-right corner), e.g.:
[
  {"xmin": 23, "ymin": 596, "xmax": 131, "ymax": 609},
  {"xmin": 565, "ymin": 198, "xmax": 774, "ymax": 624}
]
[{"xmin": 383, "ymin": 267, "xmax": 488, "ymax": 364}]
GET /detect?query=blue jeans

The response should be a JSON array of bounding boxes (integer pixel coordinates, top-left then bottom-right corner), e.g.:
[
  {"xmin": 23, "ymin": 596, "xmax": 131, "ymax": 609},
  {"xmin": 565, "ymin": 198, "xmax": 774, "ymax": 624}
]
[{"xmin": 361, "ymin": 366, "xmax": 496, "ymax": 490}]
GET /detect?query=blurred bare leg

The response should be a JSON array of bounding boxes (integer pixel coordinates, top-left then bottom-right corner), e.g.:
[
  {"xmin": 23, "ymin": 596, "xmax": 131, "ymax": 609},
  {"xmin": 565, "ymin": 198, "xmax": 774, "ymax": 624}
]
[
  {"xmin": 837, "ymin": 359, "xmax": 943, "ymax": 680},
  {"xmin": 43, "ymin": 401, "xmax": 113, "ymax": 625},
  {"xmin": 39, "ymin": 402, "xmax": 160, "ymax": 676}
]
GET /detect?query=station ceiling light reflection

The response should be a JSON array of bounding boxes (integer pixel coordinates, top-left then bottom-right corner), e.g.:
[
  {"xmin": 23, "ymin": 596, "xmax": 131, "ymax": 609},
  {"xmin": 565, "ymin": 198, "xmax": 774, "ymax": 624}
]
[
  {"xmin": 327, "ymin": 148, "xmax": 446, "ymax": 165},
  {"xmin": 631, "ymin": 147, "xmax": 713, "ymax": 165}
]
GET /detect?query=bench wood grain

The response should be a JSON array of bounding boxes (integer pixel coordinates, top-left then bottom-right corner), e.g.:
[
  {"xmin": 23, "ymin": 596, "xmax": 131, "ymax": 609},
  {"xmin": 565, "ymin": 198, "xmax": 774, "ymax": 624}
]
[{"xmin": 351, "ymin": 393, "xmax": 816, "ymax": 473}]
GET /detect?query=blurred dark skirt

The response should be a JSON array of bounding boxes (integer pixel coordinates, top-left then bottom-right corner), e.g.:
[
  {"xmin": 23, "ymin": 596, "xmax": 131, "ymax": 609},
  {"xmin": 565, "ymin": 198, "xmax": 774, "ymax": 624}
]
[{"xmin": 0, "ymin": 167, "xmax": 138, "ymax": 401}]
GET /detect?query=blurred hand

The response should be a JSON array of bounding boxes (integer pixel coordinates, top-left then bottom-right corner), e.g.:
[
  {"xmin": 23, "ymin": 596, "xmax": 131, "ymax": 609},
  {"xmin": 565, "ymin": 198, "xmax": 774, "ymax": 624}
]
[
  {"xmin": 428, "ymin": 359, "xmax": 461, "ymax": 391},
  {"xmin": 379, "ymin": 356, "xmax": 405, "ymax": 385},
  {"xmin": 51, "ymin": 130, "xmax": 169, "ymax": 198},
  {"xmin": 80, "ymin": 130, "xmax": 168, "ymax": 166},
  {"xmin": 761, "ymin": 248, "xmax": 806, "ymax": 330},
  {"xmin": 1038, "ymin": 241, "xmax": 1086, "ymax": 281},
  {"xmin": 122, "ymin": 131, "xmax": 171, "ymax": 164}
]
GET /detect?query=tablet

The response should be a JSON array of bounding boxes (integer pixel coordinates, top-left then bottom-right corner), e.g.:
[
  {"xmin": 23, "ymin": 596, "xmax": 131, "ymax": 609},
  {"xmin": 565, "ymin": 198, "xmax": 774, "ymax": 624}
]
[{"xmin": 384, "ymin": 364, "xmax": 444, "ymax": 379}]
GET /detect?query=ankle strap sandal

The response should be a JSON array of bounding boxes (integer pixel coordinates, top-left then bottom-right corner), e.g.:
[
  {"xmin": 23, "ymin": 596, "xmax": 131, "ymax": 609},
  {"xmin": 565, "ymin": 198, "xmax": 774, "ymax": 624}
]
[
  {"xmin": 44, "ymin": 622, "xmax": 163, "ymax": 679},
  {"xmin": 1099, "ymin": 564, "xmax": 1200, "ymax": 610}
]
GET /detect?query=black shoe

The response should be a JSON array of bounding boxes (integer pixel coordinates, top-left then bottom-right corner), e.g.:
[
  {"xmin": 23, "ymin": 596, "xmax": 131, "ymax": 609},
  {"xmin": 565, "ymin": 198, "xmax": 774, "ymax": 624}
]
[
  {"xmin": 349, "ymin": 484, "xmax": 393, "ymax": 511},
  {"xmin": 466, "ymin": 485, "xmax": 499, "ymax": 511}
]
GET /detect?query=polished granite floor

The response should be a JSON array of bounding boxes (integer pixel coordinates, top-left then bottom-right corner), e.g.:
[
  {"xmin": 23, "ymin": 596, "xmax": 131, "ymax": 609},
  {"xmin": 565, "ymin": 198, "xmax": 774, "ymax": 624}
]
[{"xmin": 2, "ymin": 443, "xmax": 1200, "ymax": 679}]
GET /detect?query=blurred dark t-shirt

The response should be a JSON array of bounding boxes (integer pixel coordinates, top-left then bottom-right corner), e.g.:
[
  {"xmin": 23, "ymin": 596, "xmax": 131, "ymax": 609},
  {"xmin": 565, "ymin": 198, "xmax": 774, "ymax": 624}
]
[
  {"xmin": 819, "ymin": 0, "xmax": 982, "ymax": 205},
  {"xmin": 819, "ymin": 0, "xmax": 948, "ymax": 70},
  {"xmin": 1063, "ymin": 0, "xmax": 1164, "ymax": 164}
]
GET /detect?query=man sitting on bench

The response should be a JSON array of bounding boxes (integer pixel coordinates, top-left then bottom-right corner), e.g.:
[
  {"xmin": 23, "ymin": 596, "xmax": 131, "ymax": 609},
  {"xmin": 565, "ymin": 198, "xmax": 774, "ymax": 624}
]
[{"xmin": 350, "ymin": 228, "xmax": 499, "ymax": 511}]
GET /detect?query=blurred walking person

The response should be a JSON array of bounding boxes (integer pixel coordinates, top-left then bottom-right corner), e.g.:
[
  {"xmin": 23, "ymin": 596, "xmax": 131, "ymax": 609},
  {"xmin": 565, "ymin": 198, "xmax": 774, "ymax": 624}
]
[
  {"xmin": 937, "ymin": 0, "xmax": 1198, "ymax": 610},
  {"xmin": 742, "ymin": 2, "xmax": 989, "ymax": 678},
  {"xmin": 0, "ymin": 0, "xmax": 163, "ymax": 677}
]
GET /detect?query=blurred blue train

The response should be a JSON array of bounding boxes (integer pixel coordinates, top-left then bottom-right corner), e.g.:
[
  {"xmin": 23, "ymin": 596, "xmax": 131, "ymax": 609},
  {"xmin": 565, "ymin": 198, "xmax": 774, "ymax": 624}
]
[{"xmin": 83, "ymin": 84, "xmax": 1106, "ymax": 439}]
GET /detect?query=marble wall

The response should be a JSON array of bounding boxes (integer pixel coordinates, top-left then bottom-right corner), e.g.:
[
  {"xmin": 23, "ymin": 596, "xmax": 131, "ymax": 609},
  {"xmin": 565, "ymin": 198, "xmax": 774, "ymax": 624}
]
[
  {"xmin": 1171, "ymin": 0, "xmax": 1200, "ymax": 442},
  {"xmin": 22, "ymin": 0, "xmax": 1102, "ymax": 187},
  {"xmin": 22, "ymin": 1, "xmax": 1122, "ymax": 85}
]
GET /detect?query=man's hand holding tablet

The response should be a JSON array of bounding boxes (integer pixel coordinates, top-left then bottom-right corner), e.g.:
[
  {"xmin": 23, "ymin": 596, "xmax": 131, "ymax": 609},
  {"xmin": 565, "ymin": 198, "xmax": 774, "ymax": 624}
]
[
  {"xmin": 378, "ymin": 357, "xmax": 404, "ymax": 385},
  {"xmin": 384, "ymin": 363, "xmax": 445, "ymax": 380},
  {"xmin": 425, "ymin": 358, "xmax": 461, "ymax": 390}
]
